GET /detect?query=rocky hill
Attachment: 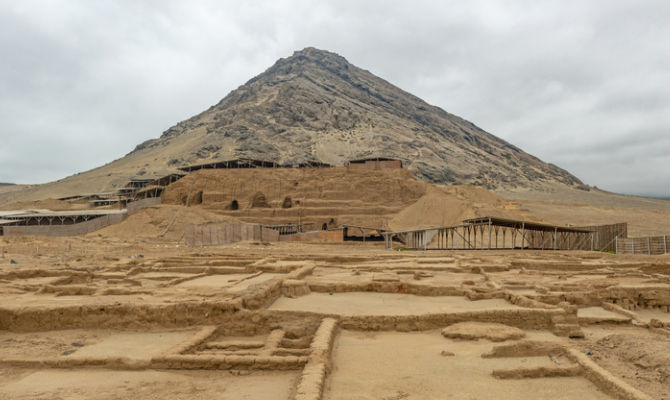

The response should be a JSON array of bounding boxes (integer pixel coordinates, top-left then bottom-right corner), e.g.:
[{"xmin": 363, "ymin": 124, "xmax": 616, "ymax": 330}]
[
  {"xmin": 129, "ymin": 47, "xmax": 582, "ymax": 190},
  {"xmin": 0, "ymin": 48, "xmax": 586, "ymax": 204}
]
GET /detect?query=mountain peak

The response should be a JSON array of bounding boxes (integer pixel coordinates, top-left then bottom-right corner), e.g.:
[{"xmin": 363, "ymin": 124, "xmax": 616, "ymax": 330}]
[
  {"xmin": 245, "ymin": 47, "xmax": 351, "ymax": 86},
  {"xmin": 140, "ymin": 49, "xmax": 583, "ymax": 190},
  {"xmin": 291, "ymin": 47, "xmax": 343, "ymax": 60}
]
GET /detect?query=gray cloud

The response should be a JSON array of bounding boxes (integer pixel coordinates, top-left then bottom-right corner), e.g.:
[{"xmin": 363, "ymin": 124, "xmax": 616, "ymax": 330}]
[{"xmin": 0, "ymin": 0, "xmax": 669, "ymax": 196}]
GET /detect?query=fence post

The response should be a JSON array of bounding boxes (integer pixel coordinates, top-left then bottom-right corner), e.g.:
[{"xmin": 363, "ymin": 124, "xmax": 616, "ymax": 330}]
[
  {"xmin": 648, "ymin": 237, "xmax": 651, "ymax": 255},
  {"xmin": 664, "ymin": 235, "xmax": 667, "ymax": 254},
  {"xmin": 615, "ymin": 236, "xmax": 618, "ymax": 254}
]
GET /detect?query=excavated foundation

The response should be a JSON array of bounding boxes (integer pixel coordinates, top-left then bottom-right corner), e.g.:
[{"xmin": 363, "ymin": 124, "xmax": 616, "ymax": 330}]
[{"xmin": 0, "ymin": 243, "xmax": 668, "ymax": 399}]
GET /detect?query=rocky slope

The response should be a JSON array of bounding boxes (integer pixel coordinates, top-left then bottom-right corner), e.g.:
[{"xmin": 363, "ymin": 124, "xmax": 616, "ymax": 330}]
[
  {"xmin": 129, "ymin": 47, "xmax": 583, "ymax": 189},
  {"xmin": 0, "ymin": 48, "xmax": 586, "ymax": 203}
]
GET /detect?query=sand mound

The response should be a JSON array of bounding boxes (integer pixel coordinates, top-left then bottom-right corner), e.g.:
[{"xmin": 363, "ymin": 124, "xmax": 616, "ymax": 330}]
[
  {"xmin": 388, "ymin": 187, "xmax": 472, "ymax": 230},
  {"xmin": 95, "ymin": 205, "xmax": 239, "ymax": 240},
  {"xmin": 389, "ymin": 185, "xmax": 535, "ymax": 231},
  {"xmin": 441, "ymin": 322, "xmax": 526, "ymax": 342}
]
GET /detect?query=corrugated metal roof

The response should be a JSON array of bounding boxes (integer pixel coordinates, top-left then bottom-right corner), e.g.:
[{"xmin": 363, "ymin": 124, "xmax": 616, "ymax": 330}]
[{"xmin": 0, "ymin": 209, "xmax": 126, "ymax": 219}]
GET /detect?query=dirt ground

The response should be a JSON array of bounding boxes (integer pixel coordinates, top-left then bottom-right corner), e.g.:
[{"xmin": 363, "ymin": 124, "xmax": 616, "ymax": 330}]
[{"xmin": 0, "ymin": 234, "xmax": 669, "ymax": 399}]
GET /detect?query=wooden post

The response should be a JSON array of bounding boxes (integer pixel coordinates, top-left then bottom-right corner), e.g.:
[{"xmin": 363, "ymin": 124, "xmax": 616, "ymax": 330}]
[
  {"xmin": 615, "ymin": 236, "xmax": 618, "ymax": 254},
  {"xmin": 664, "ymin": 235, "xmax": 667, "ymax": 254},
  {"xmin": 521, "ymin": 223, "xmax": 525, "ymax": 250},
  {"xmin": 488, "ymin": 219, "xmax": 492, "ymax": 249},
  {"xmin": 553, "ymin": 228, "xmax": 557, "ymax": 250},
  {"xmin": 567, "ymin": 232, "xmax": 571, "ymax": 250}
]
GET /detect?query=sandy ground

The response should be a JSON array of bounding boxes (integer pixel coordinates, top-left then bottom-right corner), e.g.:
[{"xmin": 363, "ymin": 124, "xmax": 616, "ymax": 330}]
[
  {"xmin": 270, "ymin": 292, "xmax": 521, "ymax": 315},
  {"xmin": 0, "ymin": 236, "xmax": 669, "ymax": 399},
  {"xmin": 324, "ymin": 330, "xmax": 611, "ymax": 400},
  {"xmin": 0, "ymin": 369, "xmax": 298, "ymax": 400}
]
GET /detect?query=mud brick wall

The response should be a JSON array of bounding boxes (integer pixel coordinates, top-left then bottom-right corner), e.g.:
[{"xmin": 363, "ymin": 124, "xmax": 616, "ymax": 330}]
[{"xmin": 185, "ymin": 223, "xmax": 280, "ymax": 246}]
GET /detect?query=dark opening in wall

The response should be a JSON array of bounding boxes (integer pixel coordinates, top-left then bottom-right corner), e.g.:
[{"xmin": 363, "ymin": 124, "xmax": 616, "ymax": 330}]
[
  {"xmin": 322, "ymin": 223, "xmax": 328, "ymax": 231},
  {"xmin": 282, "ymin": 196, "xmax": 292, "ymax": 208},
  {"xmin": 191, "ymin": 190, "xmax": 203, "ymax": 205},
  {"xmin": 231, "ymin": 200, "xmax": 239, "ymax": 210}
]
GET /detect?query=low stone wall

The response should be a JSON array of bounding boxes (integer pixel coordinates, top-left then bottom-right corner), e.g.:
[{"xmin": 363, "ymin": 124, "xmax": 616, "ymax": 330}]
[
  {"xmin": 185, "ymin": 223, "xmax": 280, "ymax": 246},
  {"xmin": 295, "ymin": 318, "xmax": 338, "ymax": 400},
  {"xmin": 3, "ymin": 213, "xmax": 126, "ymax": 237}
]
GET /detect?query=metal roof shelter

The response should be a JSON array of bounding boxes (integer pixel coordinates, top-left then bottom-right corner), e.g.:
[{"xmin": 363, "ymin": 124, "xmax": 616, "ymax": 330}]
[
  {"xmin": 462, "ymin": 217, "xmax": 593, "ymax": 233},
  {"xmin": 124, "ymin": 178, "xmax": 155, "ymax": 189},
  {"xmin": 147, "ymin": 173, "xmax": 186, "ymax": 187},
  {"xmin": 0, "ymin": 209, "xmax": 126, "ymax": 226},
  {"xmin": 347, "ymin": 157, "xmax": 403, "ymax": 163},
  {"xmin": 382, "ymin": 216, "xmax": 597, "ymax": 251},
  {"xmin": 178, "ymin": 159, "xmax": 332, "ymax": 173}
]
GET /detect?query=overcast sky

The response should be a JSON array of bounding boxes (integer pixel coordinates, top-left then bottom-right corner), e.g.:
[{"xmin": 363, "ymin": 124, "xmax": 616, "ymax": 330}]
[{"xmin": 1, "ymin": 1, "xmax": 669, "ymax": 196}]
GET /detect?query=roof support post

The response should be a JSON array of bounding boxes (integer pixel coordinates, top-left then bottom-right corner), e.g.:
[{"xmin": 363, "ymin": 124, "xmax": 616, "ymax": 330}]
[{"xmin": 487, "ymin": 219, "xmax": 492, "ymax": 249}]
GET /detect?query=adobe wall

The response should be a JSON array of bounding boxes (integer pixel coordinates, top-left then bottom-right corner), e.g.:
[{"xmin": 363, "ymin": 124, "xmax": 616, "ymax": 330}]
[{"xmin": 184, "ymin": 223, "xmax": 280, "ymax": 246}]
